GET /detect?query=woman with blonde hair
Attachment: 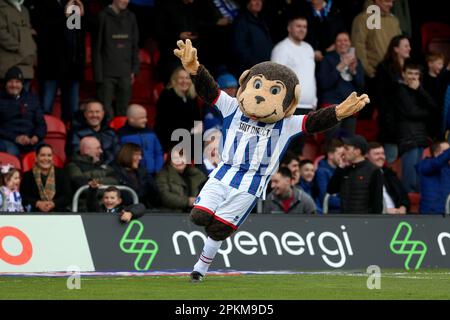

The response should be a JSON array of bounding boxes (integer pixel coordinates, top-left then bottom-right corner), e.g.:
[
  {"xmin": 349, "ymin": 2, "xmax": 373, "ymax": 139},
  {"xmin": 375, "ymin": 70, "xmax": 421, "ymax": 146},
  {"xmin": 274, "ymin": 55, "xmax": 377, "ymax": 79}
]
[{"xmin": 154, "ymin": 67, "xmax": 202, "ymax": 152}]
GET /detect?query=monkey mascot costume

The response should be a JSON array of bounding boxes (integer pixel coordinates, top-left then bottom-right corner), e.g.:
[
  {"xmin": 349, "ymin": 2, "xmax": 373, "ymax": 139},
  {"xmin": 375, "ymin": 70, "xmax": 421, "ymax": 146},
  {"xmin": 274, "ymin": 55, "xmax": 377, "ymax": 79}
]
[{"xmin": 174, "ymin": 40, "xmax": 370, "ymax": 282}]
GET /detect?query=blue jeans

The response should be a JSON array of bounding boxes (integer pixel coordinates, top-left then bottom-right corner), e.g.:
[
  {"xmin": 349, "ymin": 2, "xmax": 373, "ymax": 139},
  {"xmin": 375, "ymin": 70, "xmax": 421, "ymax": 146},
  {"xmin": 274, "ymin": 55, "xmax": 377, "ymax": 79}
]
[
  {"xmin": 0, "ymin": 139, "xmax": 20, "ymax": 157},
  {"xmin": 41, "ymin": 80, "xmax": 79, "ymax": 121},
  {"xmin": 401, "ymin": 147, "xmax": 423, "ymax": 193}
]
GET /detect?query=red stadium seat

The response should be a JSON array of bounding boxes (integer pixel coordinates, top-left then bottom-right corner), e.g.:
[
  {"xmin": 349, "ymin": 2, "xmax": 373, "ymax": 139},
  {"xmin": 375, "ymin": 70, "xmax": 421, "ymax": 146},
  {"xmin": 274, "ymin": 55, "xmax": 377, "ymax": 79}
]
[
  {"xmin": 84, "ymin": 63, "xmax": 94, "ymax": 82},
  {"xmin": 131, "ymin": 49, "xmax": 155, "ymax": 101},
  {"xmin": 355, "ymin": 119, "xmax": 379, "ymax": 143},
  {"xmin": 146, "ymin": 104, "xmax": 156, "ymax": 128},
  {"xmin": 0, "ymin": 152, "xmax": 22, "ymax": 171},
  {"xmin": 21, "ymin": 152, "xmax": 64, "ymax": 172},
  {"xmin": 408, "ymin": 192, "xmax": 421, "ymax": 214},
  {"xmin": 85, "ymin": 32, "xmax": 92, "ymax": 64},
  {"xmin": 44, "ymin": 115, "xmax": 67, "ymax": 163},
  {"xmin": 139, "ymin": 49, "xmax": 152, "ymax": 65},
  {"xmin": 301, "ymin": 138, "xmax": 319, "ymax": 161},
  {"xmin": 152, "ymin": 82, "xmax": 165, "ymax": 104},
  {"xmin": 152, "ymin": 47, "xmax": 160, "ymax": 66},
  {"xmin": 45, "ymin": 115, "xmax": 66, "ymax": 135},
  {"xmin": 132, "ymin": 70, "xmax": 153, "ymax": 100},
  {"xmin": 109, "ymin": 116, "xmax": 128, "ymax": 131},
  {"xmin": 421, "ymin": 22, "xmax": 450, "ymax": 53}
]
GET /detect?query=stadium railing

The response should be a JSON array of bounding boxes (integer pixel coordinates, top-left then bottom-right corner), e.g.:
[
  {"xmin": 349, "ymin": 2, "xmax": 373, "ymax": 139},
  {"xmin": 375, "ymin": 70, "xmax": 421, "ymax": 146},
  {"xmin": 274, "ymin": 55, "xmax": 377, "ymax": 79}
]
[
  {"xmin": 323, "ymin": 194, "xmax": 330, "ymax": 214},
  {"xmin": 71, "ymin": 185, "xmax": 139, "ymax": 212}
]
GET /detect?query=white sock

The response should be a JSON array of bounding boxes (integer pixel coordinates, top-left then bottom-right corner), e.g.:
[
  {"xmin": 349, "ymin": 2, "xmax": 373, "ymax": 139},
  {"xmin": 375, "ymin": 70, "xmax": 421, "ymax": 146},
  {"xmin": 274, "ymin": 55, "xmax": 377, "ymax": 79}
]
[{"xmin": 193, "ymin": 237, "xmax": 222, "ymax": 276}]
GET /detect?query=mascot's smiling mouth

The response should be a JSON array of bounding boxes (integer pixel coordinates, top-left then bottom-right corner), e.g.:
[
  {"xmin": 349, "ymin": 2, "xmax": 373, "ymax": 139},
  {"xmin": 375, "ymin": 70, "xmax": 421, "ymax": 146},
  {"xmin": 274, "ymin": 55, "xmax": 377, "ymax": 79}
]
[{"xmin": 240, "ymin": 98, "xmax": 278, "ymax": 120}]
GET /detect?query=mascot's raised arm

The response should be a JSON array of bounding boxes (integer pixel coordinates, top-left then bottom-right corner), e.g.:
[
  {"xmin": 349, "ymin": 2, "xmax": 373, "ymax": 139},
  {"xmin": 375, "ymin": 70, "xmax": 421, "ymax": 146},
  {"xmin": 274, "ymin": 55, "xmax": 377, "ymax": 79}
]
[
  {"xmin": 173, "ymin": 39, "xmax": 370, "ymax": 282},
  {"xmin": 174, "ymin": 39, "xmax": 370, "ymax": 129}
]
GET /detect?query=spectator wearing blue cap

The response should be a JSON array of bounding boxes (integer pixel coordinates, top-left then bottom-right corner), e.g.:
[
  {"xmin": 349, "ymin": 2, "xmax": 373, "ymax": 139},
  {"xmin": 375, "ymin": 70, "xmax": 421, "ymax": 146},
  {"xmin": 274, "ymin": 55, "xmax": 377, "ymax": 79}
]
[
  {"xmin": 217, "ymin": 73, "xmax": 238, "ymax": 97},
  {"xmin": 203, "ymin": 72, "xmax": 238, "ymax": 132}
]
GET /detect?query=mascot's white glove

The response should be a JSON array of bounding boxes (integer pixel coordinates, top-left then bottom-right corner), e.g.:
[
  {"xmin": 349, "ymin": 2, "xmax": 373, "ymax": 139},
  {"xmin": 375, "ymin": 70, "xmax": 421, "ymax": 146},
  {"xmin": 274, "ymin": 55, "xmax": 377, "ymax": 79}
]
[{"xmin": 335, "ymin": 92, "xmax": 370, "ymax": 121}]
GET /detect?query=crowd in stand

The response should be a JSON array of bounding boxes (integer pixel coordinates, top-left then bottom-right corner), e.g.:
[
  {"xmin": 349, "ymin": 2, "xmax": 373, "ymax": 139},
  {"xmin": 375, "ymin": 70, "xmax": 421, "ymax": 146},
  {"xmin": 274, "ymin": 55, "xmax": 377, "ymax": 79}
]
[{"xmin": 0, "ymin": 0, "xmax": 449, "ymax": 217}]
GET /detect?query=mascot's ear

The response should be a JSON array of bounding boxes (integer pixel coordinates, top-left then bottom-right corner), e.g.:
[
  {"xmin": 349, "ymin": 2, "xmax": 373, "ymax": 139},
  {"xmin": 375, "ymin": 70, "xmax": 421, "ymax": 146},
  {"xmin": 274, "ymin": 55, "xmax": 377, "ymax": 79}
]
[
  {"xmin": 236, "ymin": 69, "xmax": 250, "ymax": 98},
  {"xmin": 284, "ymin": 84, "xmax": 301, "ymax": 117},
  {"xmin": 238, "ymin": 69, "xmax": 251, "ymax": 86}
]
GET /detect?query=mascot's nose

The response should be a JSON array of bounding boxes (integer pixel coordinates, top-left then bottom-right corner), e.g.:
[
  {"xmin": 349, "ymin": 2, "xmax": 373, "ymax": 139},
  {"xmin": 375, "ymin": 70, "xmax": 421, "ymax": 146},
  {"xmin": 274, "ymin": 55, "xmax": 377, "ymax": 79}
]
[{"xmin": 255, "ymin": 96, "xmax": 265, "ymax": 104}]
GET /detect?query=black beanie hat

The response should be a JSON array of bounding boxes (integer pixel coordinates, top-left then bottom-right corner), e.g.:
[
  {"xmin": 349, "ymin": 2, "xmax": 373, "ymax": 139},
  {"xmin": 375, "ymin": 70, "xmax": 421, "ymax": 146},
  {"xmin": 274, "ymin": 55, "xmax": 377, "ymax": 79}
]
[{"xmin": 4, "ymin": 66, "xmax": 24, "ymax": 83}]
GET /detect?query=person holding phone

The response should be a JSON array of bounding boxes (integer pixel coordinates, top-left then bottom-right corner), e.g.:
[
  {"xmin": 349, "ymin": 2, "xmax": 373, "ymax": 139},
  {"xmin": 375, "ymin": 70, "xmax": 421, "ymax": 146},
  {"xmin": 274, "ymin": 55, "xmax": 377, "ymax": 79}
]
[{"xmin": 317, "ymin": 31, "xmax": 365, "ymax": 140}]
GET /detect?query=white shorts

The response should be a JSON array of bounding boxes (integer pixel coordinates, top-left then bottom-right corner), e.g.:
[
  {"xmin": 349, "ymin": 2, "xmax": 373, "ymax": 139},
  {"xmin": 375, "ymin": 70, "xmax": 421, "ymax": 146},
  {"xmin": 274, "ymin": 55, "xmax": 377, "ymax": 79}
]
[{"xmin": 194, "ymin": 178, "xmax": 258, "ymax": 230}]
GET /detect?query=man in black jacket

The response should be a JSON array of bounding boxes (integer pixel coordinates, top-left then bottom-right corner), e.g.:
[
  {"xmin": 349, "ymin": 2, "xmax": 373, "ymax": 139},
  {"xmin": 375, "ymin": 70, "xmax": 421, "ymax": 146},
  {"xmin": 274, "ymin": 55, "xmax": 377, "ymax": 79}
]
[
  {"xmin": 93, "ymin": 0, "xmax": 139, "ymax": 117},
  {"xmin": 367, "ymin": 142, "xmax": 410, "ymax": 214},
  {"xmin": 393, "ymin": 61, "xmax": 437, "ymax": 193},
  {"xmin": 328, "ymin": 135, "xmax": 383, "ymax": 214},
  {"xmin": 0, "ymin": 66, "xmax": 46, "ymax": 157}
]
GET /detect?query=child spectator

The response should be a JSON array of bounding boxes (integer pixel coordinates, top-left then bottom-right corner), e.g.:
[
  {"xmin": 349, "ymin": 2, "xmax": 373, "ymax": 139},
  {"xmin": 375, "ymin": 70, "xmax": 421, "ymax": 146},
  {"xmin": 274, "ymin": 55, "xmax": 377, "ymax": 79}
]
[
  {"xmin": 0, "ymin": 165, "xmax": 24, "ymax": 212},
  {"xmin": 298, "ymin": 159, "xmax": 318, "ymax": 201},
  {"xmin": 87, "ymin": 180, "xmax": 145, "ymax": 223},
  {"xmin": 280, "ymin": 152, "xmax": 301, "ymax": 185},
  {"xmin": 315, "ymin": 139, "xmax": 345, "ymax": 213},
  {"xmin": 423, "ymin": 53, "xmax": 450, "ymax": 139},
  {"xmin": 393, "ymin": 61, "xmax": 437, "ymax": 192}
]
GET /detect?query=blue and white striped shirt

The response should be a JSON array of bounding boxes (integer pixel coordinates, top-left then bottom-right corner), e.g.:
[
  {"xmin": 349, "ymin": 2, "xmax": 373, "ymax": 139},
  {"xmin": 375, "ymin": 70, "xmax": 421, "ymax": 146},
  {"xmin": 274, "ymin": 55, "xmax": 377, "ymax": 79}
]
[{"xmin": 209, "ymin": 91, "xmax": 308, "ymax": 199}]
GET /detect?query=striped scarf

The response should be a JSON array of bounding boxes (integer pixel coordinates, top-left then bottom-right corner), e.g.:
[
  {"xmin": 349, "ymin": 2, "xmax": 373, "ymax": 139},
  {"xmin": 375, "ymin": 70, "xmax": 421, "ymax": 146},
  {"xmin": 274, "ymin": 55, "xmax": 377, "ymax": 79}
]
[{"xmin": 32, "ymin": 165, "xmax": 56, "ymax": 201}]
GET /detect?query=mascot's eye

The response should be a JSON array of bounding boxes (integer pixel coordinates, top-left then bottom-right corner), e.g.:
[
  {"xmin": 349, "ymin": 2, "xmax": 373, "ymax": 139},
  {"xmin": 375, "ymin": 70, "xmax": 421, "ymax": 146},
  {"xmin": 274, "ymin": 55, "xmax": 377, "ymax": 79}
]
[
  {"xmin": 270, "ymin": 86, "xmax": 281, "ymax": 95},
  {"xmin": 253, "ymin": 79, "xmax": 262, "ymax": 89}
]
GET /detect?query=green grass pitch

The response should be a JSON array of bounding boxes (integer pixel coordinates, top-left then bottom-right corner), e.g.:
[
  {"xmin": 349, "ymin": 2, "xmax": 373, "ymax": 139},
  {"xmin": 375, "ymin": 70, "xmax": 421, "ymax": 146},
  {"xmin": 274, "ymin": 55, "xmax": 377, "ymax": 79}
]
[{"xmin": 1, "ymin": 271, "xmax": 450, "ymax": 300}]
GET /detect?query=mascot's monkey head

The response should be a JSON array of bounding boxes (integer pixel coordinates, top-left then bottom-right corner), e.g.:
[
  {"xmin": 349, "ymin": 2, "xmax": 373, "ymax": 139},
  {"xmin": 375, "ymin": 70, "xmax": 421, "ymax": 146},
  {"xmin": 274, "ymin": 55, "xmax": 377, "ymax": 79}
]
[{"xmin": 236, "ymin": 62, "xmax": 301, "ymax": 124}]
